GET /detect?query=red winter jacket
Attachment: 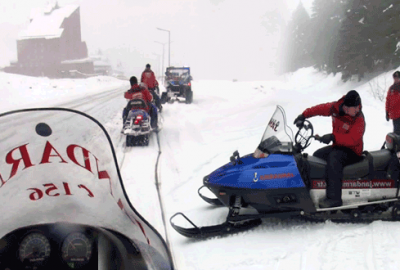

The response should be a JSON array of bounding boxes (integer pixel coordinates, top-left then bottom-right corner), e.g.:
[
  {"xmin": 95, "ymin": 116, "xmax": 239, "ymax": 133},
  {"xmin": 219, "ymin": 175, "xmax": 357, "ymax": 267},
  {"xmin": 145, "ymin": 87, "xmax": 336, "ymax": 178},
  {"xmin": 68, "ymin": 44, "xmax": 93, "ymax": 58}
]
[
  {"xmin": 302, "ymin": 96, "xmax": 365, "ymax": 156},
  {"xmin": 385, "ymin": 82, "xmax": 400, "ymax": 120},
  {"xmin": 124, "ymin": 84, "xmax": 153, "ymax": 105},
  {"xmin": 141, "ymin": 68, "xmax": 159, "ymax": 89}
]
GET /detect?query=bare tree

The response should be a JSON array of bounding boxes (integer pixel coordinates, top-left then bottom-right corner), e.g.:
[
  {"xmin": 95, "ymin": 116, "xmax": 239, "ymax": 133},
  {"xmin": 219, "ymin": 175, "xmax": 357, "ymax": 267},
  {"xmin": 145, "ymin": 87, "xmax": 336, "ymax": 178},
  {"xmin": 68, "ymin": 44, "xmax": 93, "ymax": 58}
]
[{"xmin": 368, "ymin": 74, "xmax": 388, "ymax": 102}]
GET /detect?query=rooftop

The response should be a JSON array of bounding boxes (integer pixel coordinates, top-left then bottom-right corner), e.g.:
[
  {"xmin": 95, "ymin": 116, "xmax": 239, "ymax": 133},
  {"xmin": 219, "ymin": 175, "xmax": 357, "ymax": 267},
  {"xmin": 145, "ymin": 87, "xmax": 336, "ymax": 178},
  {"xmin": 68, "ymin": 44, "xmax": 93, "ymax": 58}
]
[{"xmin": 18, "ymin": 4, "xmax": 79, "ymax": 40}]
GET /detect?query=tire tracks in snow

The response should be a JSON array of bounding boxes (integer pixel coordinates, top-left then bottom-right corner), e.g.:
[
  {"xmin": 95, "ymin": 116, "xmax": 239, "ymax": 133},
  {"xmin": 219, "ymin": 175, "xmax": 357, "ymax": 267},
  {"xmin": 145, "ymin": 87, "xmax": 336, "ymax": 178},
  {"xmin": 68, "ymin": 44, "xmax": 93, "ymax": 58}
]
[
  {"xmin": 117, "ymin": 122, "xmax": 177, "ymax": 268},
  {"xmin": 154, "ymin": 130, "xmax": 178, "ymax": 268}
]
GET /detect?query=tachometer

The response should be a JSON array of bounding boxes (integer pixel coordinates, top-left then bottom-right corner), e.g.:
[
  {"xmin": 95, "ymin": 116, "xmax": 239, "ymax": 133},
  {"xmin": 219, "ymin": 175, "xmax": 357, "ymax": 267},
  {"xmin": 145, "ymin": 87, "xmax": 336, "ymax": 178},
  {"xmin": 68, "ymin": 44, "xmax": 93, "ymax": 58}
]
[
  {"xmin": 61, "ymin": 232, "xmax": 93, "ymax": 268},
  {"xmin": 19, "ymin": 233, "xmax": 51, "ymax": 264}
]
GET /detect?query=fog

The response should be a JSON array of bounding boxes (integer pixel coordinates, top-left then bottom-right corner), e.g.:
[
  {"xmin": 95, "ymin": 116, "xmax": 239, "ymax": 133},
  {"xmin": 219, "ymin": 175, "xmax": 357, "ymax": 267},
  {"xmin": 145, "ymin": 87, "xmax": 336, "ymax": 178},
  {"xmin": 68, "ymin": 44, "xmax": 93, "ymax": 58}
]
[{"xmin": 0, "ymin": 0, "xmax": 314, "ymax": 81}]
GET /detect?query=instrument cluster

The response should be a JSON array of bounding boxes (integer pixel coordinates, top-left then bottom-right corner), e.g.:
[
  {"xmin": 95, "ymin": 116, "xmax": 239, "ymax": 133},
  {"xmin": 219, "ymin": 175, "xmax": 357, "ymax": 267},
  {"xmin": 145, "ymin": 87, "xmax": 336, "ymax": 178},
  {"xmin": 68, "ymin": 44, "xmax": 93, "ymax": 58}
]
[{"xmin": 0, "ymin": 223, "xmax": 97, "ymax": 270}]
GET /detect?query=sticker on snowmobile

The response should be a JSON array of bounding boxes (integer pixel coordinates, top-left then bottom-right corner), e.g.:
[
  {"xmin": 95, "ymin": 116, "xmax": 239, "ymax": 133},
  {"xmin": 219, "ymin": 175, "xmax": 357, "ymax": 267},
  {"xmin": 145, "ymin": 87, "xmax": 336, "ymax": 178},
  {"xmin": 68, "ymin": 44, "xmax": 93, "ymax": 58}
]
[
  {"xmin": 0, "ymin": 142, "xmax": 111, "ymax": 190},
  {"xmin": 27, "ymin": 182, "xmax": 94, "ymax": 201},
  {"xmin": 348, "ymin": 189, "xmax": 370, "ymax": 198},
  {"xmin": 361, "ymin": 189, "xmax": 371, "ymax": 196},
  {"xmin": 253, "ymin": 172, "xmax": 258, "ymax": 182},
  {"xmin": 312, "ymin": 179, "xmax": 395, "ymax": 189},
  {"xmin": 259, "ymin": 173, "xmax": 294, "ymax": 180},
  {"xmin": 268, "ymin": 119, "xmax": 280, "ymax": 132}
]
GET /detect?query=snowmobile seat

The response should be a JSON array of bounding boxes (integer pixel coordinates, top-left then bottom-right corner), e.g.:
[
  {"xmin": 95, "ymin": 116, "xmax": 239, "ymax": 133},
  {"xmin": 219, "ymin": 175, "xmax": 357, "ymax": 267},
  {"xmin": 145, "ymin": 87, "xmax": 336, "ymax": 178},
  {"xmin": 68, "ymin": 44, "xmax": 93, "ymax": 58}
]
[
  {"xmin": 127, "ymin": 99, "xmax": 149, "ymax": 112},
  {"xmin": 343, "ymin": 149, "xmax": 392, "ymax": 179},
  {"xmin": 307, "ymin": 149, "xmax": 392, "ymax": 179}
]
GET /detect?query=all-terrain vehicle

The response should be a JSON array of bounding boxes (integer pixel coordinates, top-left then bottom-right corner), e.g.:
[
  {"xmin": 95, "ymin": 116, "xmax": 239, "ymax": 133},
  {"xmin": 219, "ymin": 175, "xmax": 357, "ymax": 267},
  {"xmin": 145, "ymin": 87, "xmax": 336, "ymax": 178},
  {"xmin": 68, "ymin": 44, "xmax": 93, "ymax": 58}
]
[
  {"xmin": 170, "ymin": 105, "xmax": 400, "ymax": 238},
  {"xmin": 161, "ymin": 67, "xmax": 193, "ymax": 104}
]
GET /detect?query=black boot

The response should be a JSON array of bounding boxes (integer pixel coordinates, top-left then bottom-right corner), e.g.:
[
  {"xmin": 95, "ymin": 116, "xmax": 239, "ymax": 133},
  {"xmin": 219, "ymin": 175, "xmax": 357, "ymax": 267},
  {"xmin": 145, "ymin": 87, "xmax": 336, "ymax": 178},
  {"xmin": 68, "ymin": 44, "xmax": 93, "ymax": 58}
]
[{"xmin": 319, "ymin": 197, "xmax": 343, "ymax": 208}]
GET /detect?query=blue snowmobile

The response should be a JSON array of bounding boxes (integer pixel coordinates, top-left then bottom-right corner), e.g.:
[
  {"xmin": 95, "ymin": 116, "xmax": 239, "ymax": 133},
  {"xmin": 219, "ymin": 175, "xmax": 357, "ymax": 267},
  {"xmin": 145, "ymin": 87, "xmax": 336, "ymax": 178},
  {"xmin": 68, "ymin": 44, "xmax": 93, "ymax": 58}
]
[{"xmin": 170, "ymin": 105, "xmax": 400, "ymax": 238}]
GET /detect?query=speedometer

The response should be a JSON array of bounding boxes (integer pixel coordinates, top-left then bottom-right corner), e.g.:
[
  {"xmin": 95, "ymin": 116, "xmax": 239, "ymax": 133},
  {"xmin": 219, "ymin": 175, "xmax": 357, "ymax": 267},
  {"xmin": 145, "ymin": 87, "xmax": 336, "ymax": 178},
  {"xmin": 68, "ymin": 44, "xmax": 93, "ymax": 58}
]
[
  {"xmin": 19, "ymin": 233, "xmax": 51, "ymax": 264},
  {"xmin": 61, "ymin": 232, "xmax": 93, "ymax": 268}
]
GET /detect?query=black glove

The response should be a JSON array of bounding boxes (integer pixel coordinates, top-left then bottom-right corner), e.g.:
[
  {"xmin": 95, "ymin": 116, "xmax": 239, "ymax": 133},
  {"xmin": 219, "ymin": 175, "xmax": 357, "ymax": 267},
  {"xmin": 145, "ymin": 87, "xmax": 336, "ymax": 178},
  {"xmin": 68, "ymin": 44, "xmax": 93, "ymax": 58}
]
[
  {"xmin": 386, "ymin": 111, "xmax": 389, "ymax": 122},
  {"xmin": 315, "ymin": 134, "xmax": 334, "ymax": 144},
  {"xmin": 293, "ymin": 114, "xmax": 306, "ymax": 128}
]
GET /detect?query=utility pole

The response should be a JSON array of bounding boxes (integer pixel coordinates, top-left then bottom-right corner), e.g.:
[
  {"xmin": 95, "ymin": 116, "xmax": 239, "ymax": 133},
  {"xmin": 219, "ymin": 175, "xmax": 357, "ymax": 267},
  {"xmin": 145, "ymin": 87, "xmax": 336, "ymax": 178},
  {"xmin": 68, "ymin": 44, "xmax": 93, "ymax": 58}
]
[
  {"xmin": 154, "ymin": 41, "xmax": 166, "ymax": 82},
  {"xmin": 156, "ymin": 27, "xmax": 171, "ymax": 67}
]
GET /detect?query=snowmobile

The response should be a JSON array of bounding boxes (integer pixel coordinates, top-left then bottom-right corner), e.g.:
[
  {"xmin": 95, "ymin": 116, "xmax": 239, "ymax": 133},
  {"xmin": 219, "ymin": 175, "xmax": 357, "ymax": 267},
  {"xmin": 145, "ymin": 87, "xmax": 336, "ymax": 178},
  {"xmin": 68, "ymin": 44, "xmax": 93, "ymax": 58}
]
[
  {"xmin": 170, "ymin": 105, "xmax": 400, "ymax": 238},
  {"xmin": 122, "ymin": 98, "xmax": 161, "ymax": 147},
  {"xmin": 0, "ymin": 108, "xmax": 174, "ymax": 269}
]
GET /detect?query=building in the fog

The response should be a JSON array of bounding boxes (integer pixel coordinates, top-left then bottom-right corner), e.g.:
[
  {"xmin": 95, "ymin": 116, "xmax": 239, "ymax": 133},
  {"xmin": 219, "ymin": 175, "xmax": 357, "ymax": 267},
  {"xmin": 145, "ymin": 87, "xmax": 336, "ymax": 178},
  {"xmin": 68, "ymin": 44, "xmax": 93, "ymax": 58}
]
[
  {"xmin": 90, "ymin": 52, "xmax": 113, "ymax": 76},
  {"xmin": 4, "ymin": 2, "xmax": 94, "ymax": 78}
]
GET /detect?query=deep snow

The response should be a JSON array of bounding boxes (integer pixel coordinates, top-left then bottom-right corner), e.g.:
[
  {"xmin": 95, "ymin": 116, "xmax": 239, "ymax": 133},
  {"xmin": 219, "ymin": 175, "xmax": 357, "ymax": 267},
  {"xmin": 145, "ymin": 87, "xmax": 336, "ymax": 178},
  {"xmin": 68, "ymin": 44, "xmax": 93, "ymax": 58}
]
[{"xmin": 1, "ymin": 68, "xmax": 400, "ymax": 269}]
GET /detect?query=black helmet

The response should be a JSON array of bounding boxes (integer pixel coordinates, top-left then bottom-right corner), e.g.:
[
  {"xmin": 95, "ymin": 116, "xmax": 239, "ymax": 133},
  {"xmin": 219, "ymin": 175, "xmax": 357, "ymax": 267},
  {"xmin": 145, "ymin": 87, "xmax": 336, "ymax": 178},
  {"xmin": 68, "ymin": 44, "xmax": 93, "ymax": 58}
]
[
  {"xmin": 129, "ymin": 76, "xmax": 138, "ymax": 86},
  {"xmin": 146, "ymin": 64, "xmax": 151, "ymax": 68},
  {"xmin": 393, "ymin": 71, "xmax": 400, "ymax": 78},
  {"xmin": 343, "ymin": 90, "xmax": 361, "ymax": 107}
]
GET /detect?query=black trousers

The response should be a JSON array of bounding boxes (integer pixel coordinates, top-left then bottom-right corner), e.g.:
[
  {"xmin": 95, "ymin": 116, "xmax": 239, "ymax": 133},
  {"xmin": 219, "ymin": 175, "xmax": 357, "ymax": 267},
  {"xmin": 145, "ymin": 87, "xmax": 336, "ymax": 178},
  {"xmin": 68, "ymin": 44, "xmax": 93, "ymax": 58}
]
[
  {"xmin": 122, "ymin": 107, "xmax": 128, "ymax": 123},
  {"xmin": 149, "ymin": 89, "xmax": 161, "ymax": 109},
  {"xmin": 313, "ymin": 146, "xmax": 363, "ymax": 200},
  {"xmin": 393, "ymin": 118, "xmax": 400, "ymax": 135}
]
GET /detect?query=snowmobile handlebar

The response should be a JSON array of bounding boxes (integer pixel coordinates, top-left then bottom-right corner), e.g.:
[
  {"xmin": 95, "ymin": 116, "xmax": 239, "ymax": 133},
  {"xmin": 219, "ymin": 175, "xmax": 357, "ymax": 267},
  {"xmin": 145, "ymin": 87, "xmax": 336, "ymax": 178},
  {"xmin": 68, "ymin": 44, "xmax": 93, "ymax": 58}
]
[
  {"xmin": 313, "ymin": 135, "xmax": 321, "ymax": 142},
  {"xmin": 294, "ymin": 119, "xmax": 314, "ymax": 151}
]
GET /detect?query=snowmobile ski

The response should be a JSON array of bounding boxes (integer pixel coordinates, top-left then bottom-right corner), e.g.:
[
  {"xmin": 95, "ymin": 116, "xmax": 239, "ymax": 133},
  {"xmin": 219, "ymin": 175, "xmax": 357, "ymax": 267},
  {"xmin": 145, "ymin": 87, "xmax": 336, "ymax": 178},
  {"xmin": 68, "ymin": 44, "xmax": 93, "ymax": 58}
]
[{"xmin": 170, "ymin": 212, "xmax": 262, "ymax": 239}]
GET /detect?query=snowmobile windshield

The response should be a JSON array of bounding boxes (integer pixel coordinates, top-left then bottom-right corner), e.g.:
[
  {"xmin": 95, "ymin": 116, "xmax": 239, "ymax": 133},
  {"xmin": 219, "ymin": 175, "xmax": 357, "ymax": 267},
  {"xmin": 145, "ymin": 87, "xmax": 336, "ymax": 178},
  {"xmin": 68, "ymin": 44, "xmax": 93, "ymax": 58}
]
[
  {"xmin": 167, "ymin": 68, "xmax": 190, "ymax": 78},
  {"xmin": 256, "ymin": 106, "xmax": 294, "ymax": 155},
  {"xmin": 0, "ymin": 108, "xmax": 173, "ymax": 269}
]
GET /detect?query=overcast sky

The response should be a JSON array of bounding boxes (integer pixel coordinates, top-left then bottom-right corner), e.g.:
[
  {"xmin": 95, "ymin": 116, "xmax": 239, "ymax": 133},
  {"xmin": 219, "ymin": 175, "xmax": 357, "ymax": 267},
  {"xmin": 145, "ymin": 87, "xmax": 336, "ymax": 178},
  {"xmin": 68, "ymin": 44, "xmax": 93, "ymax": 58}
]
[{"xmin": 0, "ymin": 0, "xmax": 314, "ymax": 81}]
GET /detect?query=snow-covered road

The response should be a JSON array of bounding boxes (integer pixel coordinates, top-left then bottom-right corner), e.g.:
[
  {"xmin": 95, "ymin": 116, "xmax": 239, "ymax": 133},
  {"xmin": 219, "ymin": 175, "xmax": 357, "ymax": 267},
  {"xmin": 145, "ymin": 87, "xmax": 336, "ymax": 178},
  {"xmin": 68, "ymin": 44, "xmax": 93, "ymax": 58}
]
[{"xmin": 3, "ymin": 69, "xmax": 400, "ymax": 269}]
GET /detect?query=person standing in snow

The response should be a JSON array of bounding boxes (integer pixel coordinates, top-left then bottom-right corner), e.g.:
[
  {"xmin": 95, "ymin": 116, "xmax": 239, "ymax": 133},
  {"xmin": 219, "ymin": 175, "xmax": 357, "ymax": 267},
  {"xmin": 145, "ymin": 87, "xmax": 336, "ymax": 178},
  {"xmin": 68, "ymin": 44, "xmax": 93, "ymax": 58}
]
[
  {"xmin": 293, "ymin": 90, "xmax": 365, "ymax": 208},
  {"xmin": 141, "ymin": 64, "xmax": 162, "ymax": 112},
  {"xmin": 385, "ymin": 71, "xmax": 400, "ymax": 135}
]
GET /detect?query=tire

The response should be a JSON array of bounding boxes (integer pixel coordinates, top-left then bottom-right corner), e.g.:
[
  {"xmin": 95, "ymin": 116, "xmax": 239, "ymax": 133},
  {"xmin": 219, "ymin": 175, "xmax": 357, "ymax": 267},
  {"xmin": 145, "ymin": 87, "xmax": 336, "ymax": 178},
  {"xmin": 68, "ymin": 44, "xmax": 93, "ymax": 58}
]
[{"xmin": 185, "ymin": 89, "xmax": 193, "ymax": 104}]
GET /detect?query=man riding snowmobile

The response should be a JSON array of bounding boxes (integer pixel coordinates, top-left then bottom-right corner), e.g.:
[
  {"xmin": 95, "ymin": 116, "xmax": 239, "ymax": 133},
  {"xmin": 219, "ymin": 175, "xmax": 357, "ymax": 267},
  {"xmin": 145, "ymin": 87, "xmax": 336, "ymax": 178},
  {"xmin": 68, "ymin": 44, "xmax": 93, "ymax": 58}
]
[
  {"xmin": 123, "ymin": 76, "xmax": 158, "ymax": 129},
  {"xmin": 294, "ymin": 90, "xmax": 365, "ymax": 208},
  {"xmin": 141, "ymin": 64, "xmax": 162, "ymax": 112}
]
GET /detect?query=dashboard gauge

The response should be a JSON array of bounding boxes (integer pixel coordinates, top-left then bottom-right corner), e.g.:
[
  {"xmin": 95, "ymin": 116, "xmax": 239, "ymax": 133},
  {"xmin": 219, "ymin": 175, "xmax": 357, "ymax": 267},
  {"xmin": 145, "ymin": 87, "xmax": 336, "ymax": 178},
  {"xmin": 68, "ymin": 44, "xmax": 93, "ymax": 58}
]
[
  {"xmin": 18, "ymin": 233, "xmax": 51, "ymax": 264},
  {"xmin": 61, "ymin": 232, "xmax": 93, "ymax": 267}
]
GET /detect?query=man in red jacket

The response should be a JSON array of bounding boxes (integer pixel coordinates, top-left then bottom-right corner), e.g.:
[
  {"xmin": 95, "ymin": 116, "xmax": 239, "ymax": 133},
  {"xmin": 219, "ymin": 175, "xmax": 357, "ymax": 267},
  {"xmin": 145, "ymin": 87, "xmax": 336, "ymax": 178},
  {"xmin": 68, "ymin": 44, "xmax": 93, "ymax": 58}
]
[
  {"xmin": 294, "ymin": 90, "xmax": 365, "ymax": 208},
  {"xmin": 385, "ymin": 71, "xmax": 400, "ymax": 135},
  {"xmin": 122, "ymin": 76, "xmax": 158, "ymax": 128},
  {"xmin": 141, "ymin": 64, "xmax": 162, "ymax": 112}
]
